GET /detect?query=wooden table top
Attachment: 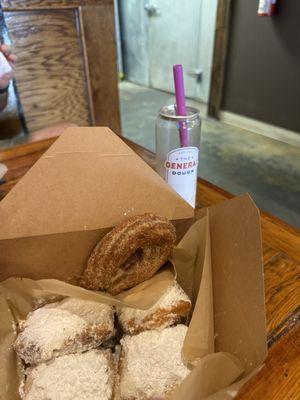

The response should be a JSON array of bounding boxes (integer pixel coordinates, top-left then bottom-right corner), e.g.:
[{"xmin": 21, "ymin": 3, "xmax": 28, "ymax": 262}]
[{"xmin": 0, "ymin": 136, "xmax": 299, "ymax": 399}]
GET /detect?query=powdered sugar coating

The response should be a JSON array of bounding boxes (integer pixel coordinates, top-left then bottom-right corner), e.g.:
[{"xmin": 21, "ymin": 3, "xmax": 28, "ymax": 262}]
[
  {"xmin": 120, "ymin": 325, "xmax": 190, "ymax": 399},
  {"xmin": 14, "ymin": 298, "xmax": 114, "ymax": 364},
  {"xmin": 21, "ymin": 349, "xmax": 114, "ymax": 400},
  {"xmin": 117, "ymin": 282, "xmax": 191, "ymax": 334},
  {"xmin": 47, "ymin": 297, "xmax": 113, "ymax": 324}
]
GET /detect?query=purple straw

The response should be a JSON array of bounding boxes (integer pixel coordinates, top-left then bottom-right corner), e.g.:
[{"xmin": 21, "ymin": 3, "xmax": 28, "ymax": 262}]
[{"xmin": 173, "ymin": 64, "xmax": 189, "ymax": 147}]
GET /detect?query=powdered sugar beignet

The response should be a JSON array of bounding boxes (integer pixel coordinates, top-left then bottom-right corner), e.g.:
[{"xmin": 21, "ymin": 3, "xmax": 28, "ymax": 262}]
[
  {"xmin": 20, "ymin": 349, "xmax": 114, "ymax": 400},
  {"xmin": 119, "ymin": 325, "xmax": 190, "ymax": 399},
  {"xmin": 14, "ymin": 298, "xmax": 114, "ymax": 365},
  {"xmin": 117, "ymin": 282, "xmax": 191, "ymax": 334}
]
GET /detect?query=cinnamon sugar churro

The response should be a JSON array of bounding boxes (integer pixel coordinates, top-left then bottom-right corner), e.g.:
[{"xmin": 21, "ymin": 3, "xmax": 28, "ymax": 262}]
[{"xmin": 80, "ymin": 214, "xmax": 176, "ymax": 295}]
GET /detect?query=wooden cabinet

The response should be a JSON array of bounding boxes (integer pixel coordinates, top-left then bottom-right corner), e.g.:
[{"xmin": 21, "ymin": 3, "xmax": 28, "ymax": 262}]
[{"xmin": 2, "ymin": 0, "xmax": 120, "ymax": 134}]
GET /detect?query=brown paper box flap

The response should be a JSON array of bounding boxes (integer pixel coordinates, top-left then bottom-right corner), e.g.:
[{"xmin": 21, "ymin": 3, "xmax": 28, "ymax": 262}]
[
  {"xmin": 208, "ymin": 194, "xmax": 267, "ymax": 374},
  {"xmin": 180, "ymin": 216, "xmax": 214, "ymax": 363},
  {"xmin": 0, "ymin": 127, "xmax": 193, "ymax": 240},
  {"xmin": 170, "ymin": 194, "xmax": 266, "ymax": 399}
]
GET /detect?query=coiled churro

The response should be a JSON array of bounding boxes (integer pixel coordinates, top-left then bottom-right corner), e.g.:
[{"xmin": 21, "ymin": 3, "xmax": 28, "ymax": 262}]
[{"xmin": 80, "ymin": 214, "xmax": 176, "ymax": 295}]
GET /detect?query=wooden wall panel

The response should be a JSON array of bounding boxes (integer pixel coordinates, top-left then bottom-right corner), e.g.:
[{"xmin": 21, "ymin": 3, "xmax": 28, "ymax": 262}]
[
  {"xmin": 5, "ymin": 9, "xmax": 91, "ymax": 132},
  {"xmin": 2, "ymin": 0, "xmax": 113, "ymax": 10},
  {"xmin": 82, "ymin": 4, "xmax": 120, "ymax": 133},
  {"xmin": 0, "ymin": 5, "xmax": 27, "ymax": 139},
  {"xmin": 2, "ymin": 0, "xmax": 120, "ymax": 136}
]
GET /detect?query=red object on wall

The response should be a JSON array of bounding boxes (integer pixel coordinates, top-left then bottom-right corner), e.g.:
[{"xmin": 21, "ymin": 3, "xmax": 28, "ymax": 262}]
[{"xmin": 258, "ymin": 0, "xmax": 277, "ymax": 16}]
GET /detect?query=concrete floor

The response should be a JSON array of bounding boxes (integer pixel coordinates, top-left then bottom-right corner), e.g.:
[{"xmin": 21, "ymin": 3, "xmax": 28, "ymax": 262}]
[{"xmin": 119, "ymin": 81, "xmax": 300, "ymax": 228}]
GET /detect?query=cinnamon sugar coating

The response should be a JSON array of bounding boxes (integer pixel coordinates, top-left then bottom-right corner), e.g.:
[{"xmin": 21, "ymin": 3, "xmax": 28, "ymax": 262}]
[{"xmin": 80, "ymin": 214, "xmax": 176, "ymax": 295}]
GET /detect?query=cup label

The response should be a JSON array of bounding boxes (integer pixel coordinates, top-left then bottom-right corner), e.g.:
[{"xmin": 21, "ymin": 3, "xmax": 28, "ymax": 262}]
[{"xmin": 164, "ymin": 146, "xmax": 199, "ymax": 207}]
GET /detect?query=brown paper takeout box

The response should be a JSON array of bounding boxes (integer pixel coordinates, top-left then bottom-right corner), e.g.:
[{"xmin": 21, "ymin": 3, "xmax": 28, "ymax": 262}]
[
  {"xmin": 0, "ymin": 127, "xmax": 267, "ymax": 400},
  {"xmin": 0, "ymin": 127, "xmax": 193, "ymax": 282}
]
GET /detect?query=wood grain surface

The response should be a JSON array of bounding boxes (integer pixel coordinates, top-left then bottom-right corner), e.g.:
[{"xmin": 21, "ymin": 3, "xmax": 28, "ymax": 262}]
[
  {"xmin": 81, "ymin": 4, "xmax": 121, "ymax": 133},
  {"xmin": 2, "ymin": 1, "xmax": 121, "ymax": 135},
  {"xmin": 0, "ymin": 135, "xmax": 299, "ymax": 399},
  {"xmin": 5, "ymin": 9, "xmax": 91, "ymax": 132},
  {"xmin": 236, "ymin": 325, "xmax": 299, "ymax": 400},
  {"xmin": 2, "ymin": 0, "xmax": 113, "ymax": 10},
  {"xmin": 0, "ymin": 6, "xmax": 27, "ymax": 139}
]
